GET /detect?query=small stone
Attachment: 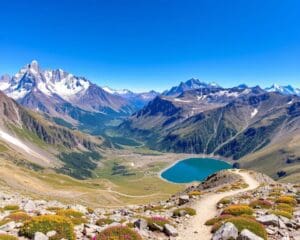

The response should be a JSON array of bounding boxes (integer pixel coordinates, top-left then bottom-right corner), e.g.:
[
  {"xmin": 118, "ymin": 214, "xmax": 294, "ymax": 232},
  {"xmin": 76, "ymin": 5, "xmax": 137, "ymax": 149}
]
[
  {"xmin": 152, "ymin": 223, "xmax": 164, "ymax": 232},
  {"xmin": 178, "ymin": 195, "xmax": 189, "ymax": 205},
  {"xmin": 134, "ymin": 219, "xmax": 148, "ymax": 230},
  {"xmin": 164, "ymin": 224, "xmax": 178, "ymax": 237},
  {"xmin": 237, "ymin": 229, "xmax": 263, "ymax": 240},
  {"xmin": 24, "ymin": 200, "xmax": 36, "ymax": 212},
  {"xmin": 256, "ymin": 214, "xmax": 280, "ymax": 226},
  {"xmin": 46, "ymin": 230, "xmax": 57, "ymax": 237},
  {"xmin": 34, "ymin": 232, "xmax": 49, "ymax": 240}
]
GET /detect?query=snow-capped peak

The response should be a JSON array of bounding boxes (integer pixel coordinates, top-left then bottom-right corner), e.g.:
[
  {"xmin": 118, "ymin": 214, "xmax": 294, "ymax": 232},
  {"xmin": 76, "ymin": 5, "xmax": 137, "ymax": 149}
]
[
  {"xmin": 103, "ymin": 86, "xmax": 132, "ymax": 95},
  {"xmin": 28, "ymin": 60, "xmax": 39, "ymax": 74},
  {"xmin": 1, "ymin": 60, "xmax": 91, "ymax": 100},
  {"xmin": 265, "ymin": 84, "xmax": 300, "ymax": 96}
]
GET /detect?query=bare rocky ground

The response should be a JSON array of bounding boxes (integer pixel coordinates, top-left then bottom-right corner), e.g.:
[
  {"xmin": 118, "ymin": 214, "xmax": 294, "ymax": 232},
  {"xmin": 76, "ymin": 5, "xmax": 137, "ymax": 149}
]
[{"xmin": 0, "ymin": 170, "xmax": 299, "ymax": 240}]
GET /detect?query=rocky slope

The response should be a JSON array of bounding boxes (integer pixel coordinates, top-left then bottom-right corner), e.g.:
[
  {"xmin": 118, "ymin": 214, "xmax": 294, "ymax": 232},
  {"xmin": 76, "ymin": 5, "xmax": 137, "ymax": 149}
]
[
  {"xmin": 0, "ymin": 170, "xmax": 298, "ymax": 240},
  {"xmin": 0, "ymin": 61, "xmax": 156, "ymax": 134},
  {"xmin": 119, "ymin": 86, "xmax": 300, "ymax": 182},
  {"xmin": 0, "ymin": 90, "xmax": 102, "ymax": 179}
]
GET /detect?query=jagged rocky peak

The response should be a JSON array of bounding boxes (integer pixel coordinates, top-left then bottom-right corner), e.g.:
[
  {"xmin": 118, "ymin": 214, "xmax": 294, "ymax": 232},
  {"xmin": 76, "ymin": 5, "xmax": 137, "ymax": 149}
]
[
  {"xmin": 163, "ymin": 78, "xmax": 221, "ymax": 96},
  {"xmin": 28, "ymin": 59, "xmax": 39, "ymax": 73},
  {"xmin": 265, "ymin": 83, "xmax": 300, "ymax": 96}
]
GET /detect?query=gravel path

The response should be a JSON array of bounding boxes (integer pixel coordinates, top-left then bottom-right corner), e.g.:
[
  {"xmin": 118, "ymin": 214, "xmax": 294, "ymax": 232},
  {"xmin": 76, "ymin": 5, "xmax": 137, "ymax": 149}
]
[{"xmin": 176, "ymin": 170, "xmax": 260, "ymax": 240}]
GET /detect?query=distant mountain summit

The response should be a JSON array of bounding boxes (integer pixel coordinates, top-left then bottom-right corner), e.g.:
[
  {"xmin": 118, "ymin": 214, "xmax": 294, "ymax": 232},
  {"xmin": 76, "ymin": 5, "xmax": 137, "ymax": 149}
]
[
  {"xmin": 163, "ymin": 78, "xmax": 220, "ymax": 96},
  {"xmin": 0, "ymin": 60, "xmax": 156, "ymax": 133},
  {"xmin": 265, "ymin": 84, "xmax": 300, "ymax": 96}
]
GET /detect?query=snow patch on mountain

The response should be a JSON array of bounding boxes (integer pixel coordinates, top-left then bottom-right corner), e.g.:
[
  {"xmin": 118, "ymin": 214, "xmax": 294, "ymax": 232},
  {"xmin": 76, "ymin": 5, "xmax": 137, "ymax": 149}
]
[
  {"xmin": 102, "ymin": 86, "xmax": 131, "ymax": 95},
  {"xmin": 251, "ymin": 108, "xmax": 258, "ymax": 118}
]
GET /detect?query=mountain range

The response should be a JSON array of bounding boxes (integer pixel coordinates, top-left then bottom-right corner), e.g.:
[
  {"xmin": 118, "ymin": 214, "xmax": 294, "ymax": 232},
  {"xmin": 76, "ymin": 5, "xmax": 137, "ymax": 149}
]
[
  {"xmin": 119, "ymin": 84, "xmax": 300, "ymax": 181},
  {"xmin": 0, "ymin": 60, "xmax": 157, "ymax": 134},
  {"xmin": 0, "ymin": 61, "xmax": 300, "ymax": 182}
]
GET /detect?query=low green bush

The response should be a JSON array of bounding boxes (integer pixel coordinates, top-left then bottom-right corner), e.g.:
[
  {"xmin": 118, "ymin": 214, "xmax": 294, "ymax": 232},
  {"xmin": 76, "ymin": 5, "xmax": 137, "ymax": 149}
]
[
  {"xmin": 250, "ymin": 200, "xmax": 273, "ymax": 209},
  {"xmin": 205, "ymin": 215, "xmax": 232, "ymax": 226},
  {"xmin": 96, "ymin": 218, "xmax": 114, "ymax": 226},
  {"xmin": 218, "ymin": 197, "xmax": 231, "ymax": 205},
  {"xmin": 276, "ymin": 196, "xmax": 297, "ymax": 206},
  {"xmin": 95, "ymin": 226, "xmax": 142, "ymax": 240},
  {"xmin": 269, "ymin": 210, "xmax": 292, "ymax": 219},
  {"xmin": 0, "ymin": 219, "xmax": 9, "ymax": 227},
  {"xmin": 5, "ymin": 212, "xmax": 31, "ymax": 222},
  {"xmin": 222, "ymin": 205, "xmax": 253, "ymax": 216},
  {"xmin": 19, "ymin": 215, "xmax": 75, "ymax": 240},
  {"xmin": 173, "ymin": 207, "xmax": 196, "ymax": 217},
  {"xmin": 226, "ymin": 217, "xmax": 268, "ymax": 240},
  {"xmin": 275, "ymin": 203, "xmax": 294, "ymax": 214},
  {"xmin": 188, "ymin": 191, "xmax": 202, "ymax": 196},
  {"xmin": 147, "ymin": 216, "xmax": 169, "ymax": 231},
  {"xmin": 56, "ymin": 209, "xmax": 87, "ymax": 225},
  {"xmin": 3, "ymin": 205, "xmax": 19, "ymax": 211},
  {"xmin": 0, "ymin": 234, "xmax": 18, "ymax": 240}
]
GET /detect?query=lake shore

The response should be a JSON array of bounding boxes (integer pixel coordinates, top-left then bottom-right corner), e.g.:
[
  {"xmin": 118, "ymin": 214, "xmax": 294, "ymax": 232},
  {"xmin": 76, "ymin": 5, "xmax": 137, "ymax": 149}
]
[{"xmin": 159, "ymin": 155, "xmax": 233, "ymax": 184}]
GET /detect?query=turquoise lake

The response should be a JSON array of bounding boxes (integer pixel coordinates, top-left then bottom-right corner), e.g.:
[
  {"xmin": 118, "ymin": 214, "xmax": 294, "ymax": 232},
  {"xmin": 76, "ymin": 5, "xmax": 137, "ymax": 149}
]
[{"xmin": 161, "ymin": 158, "xmax": 232, "ymax": 183}]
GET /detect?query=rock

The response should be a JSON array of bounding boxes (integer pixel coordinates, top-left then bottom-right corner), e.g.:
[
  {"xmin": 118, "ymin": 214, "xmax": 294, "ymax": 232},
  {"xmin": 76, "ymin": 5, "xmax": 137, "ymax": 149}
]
[
  {"xmin": 134, "ymin": 219, "xmax": 148, "ymax": 230},
  {"xmin": 34, "ymin": 232, "xmax": 49, "ymax": 240},
  {"xmin": 69, "ymin": 204, "xmax": 88, "ymax": 214},
  {"xmin": 164, "ymin": 224, "xmax": 178, "ymax": 237},
  {"xmin": 237, "ymin": 229, "xmax": 263, "ymax": 240},
  {"xmin": 46, "ymin": 230, "xmax": 57, "ymax": 237},
  {"xmin": 178, "ymin": 195, "xmax": 189, "ymax": 205},
  {"xmin": 24, "ymin": 200, "xmax": 36, "ymax": 212},
  {"xmin": 212, "ymin": 222, "xmax": 238, "ymax": 240},
  {"xmin": 0, "ymin": 221, "xmax": 16, "ymax": 232},
  {"xmin": 266, "ymin": 227, "xmax": 276, "ymax": 235},
  {"xmin": 291, "ymin": 231, "xmax": 300, "ymax": 239},
  {"xmin": 256, "ymin": 214, "xmax": 280, "ymax": 226},
  {"xmin": 152, "ymin": 223, "xmax": 164, "ymax": 232}
]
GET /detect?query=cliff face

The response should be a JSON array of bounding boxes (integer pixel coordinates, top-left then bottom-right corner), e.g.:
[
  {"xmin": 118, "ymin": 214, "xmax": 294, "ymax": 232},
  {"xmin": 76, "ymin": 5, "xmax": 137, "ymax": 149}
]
[{"xmin": 0, "ymin": 91, "xmax": 99, "ymax": 150}]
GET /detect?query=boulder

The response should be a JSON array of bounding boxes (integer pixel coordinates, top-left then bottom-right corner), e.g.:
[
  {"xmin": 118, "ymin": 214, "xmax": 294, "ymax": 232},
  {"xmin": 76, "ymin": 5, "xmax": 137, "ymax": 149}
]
[
  {"xmin": 256, "ymin": 214, "xmax": 279, "ymax": 226},
  {"xmin": 134, "ymin": 219, "xmax": 148, "ymax": 230},
  {"xmin": 34, "ymin": 232, "xmax": 49, "ymax": 240},
  {"xmin": 164, "ymin": 224, "xmax": 178, "ymax": 237},
  {"xmin": 0, "ymin": 221, "xmax": 16, "ymax": 232},
  {"xmin": 237, "ymin": 229, "xmax": 263, "ymax": 240},
  {"xmin": 24, "ymin": 200, "xmax": 36, "ymax": 212},
  {"xmin": 212, "ymin": 222, "xmax": 238, "ymax": 240},
  {"xmin": 69, "ymin": 204, "xmax": 87, "ymax": 214},
  {"xmin": 178, "ymin": 195, "xmax": 189, "ymax": 205}
]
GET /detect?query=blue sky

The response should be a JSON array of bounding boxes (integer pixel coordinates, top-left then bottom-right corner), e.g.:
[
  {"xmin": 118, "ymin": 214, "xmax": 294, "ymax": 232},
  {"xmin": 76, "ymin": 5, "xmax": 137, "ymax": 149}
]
[{"xmin": 0, "ymin": 0, "xmax": 299, "ymax": 92}]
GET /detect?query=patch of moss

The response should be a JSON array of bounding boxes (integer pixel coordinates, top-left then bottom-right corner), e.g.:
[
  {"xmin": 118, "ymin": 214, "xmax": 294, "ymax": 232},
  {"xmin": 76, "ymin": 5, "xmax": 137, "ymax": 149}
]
[
  {"xmin": 269, "ymin": 210, "xmax": 292, "ymax": 219},
  {"xmin": 0, "ymin": 234, "xmax": 18, "ymax": 240},
  {"xmin": 205, "ymin": 215, "xmax": 233, "ymax": 226},
  {"xmin": 96, "ymin": 218, "xmax": 114, "ymax": 226},
  {"xmin": 226, "ymin": 217, "xmax": 268, "ymax": 240},
  {"xmin": 56, "ymin": 209, "xmax": 87, "ymax": 225},
  {"xmin": 95, "ymin": 226, "xmax": 142, "ymax": 240},
  {"xmin": 276, "ymin": 196, "xmax": 297, "ymax": 206},
  {"xmin": 5, "ymin": 212, "xmax": 31, "ymax": 222},
  {"xmin": 147, "ymin": 216, "xmax": 170, "ymax": 231},
  {"xmin": 275, "ymin": 203, "xmax": 294, "ymax": 214},
  {"xmin": 249, "ymin": 200, "xmax": 273, "ymax": 209},
  {"xmin": 3, "ymin": 205, "xmax": 19, "ymax": 211},
  {"xmin": 222, "ymin": 205, "xmax": 254, "ymax": 216},
  {"xmin": 188, "ymin": 191, "xmax": 202, "ymax": 197},
  {"xmin": 173, "ymin": 207, "xmax": 196, "ymax": 217},
  {"xmin": 19, "ymin": 215, "xmax": 75, "ymax": 240}
]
